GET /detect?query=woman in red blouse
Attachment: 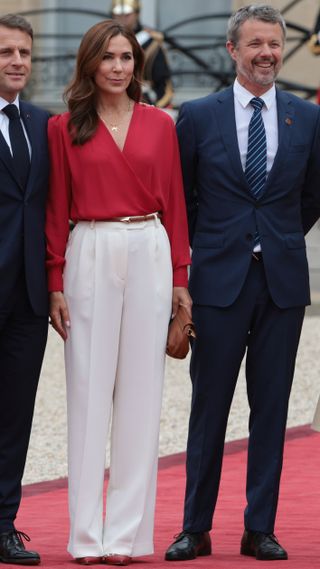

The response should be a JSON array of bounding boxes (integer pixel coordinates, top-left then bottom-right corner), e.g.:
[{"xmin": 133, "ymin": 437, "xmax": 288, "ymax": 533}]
[{"xmin": 46, "ymin": 20, "xmax": 191, "ymax": 566}]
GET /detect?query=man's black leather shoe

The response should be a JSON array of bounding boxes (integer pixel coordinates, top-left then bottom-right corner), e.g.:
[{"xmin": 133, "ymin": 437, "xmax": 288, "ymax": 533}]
[
  {"xmin": 165, "ymin": 531, "xmax": 211, "ymax": 561},
  {"xmin": 0, "ymin": 530, "xmax": 40, "ymax": 565},
  {"xmin": 240, "ymin": 530, "xmax": 288, "ymax": 560}
]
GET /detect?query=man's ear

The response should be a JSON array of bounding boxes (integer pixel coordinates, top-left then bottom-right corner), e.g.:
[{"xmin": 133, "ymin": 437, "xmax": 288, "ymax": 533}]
[{"xmin": 226, "ymin": 40, "xmax": 237, "ymax": 62}]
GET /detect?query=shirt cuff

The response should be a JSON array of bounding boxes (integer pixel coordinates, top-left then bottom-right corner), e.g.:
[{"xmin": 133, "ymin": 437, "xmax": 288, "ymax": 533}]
[
  {"xmin": 173, "ymin": 266, "xmax": 189, "ymax": 288},
  {"xmin": 47, "ymin": 268, "xmax": 64, "ymax": 293}
]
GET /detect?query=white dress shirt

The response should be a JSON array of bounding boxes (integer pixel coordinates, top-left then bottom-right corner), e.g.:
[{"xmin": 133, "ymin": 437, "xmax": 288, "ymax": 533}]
[
  {"xmin": 233, "ymin": 78, "xmax": 278, "ymax": 176},
  {"xmin": 233, "ymin": 79, "xmax": 278, "ymax": 251},
  {"xmin": 0, "ymin": 95, "xmax": 31, "ymax": 157}
]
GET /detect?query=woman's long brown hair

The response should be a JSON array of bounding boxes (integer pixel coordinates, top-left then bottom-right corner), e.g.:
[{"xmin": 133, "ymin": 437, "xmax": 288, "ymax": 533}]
[{"xmin": 64, "ymin": 20, "xmax": 144, "ymax": 145}]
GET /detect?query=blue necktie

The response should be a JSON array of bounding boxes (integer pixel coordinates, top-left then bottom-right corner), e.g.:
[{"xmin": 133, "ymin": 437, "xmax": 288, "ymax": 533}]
[
  {"xmin": 3, "ymin": 104, "xmax": 30, "ymax": 189},
  {"xmin": 245, "ymin": 97, "xmax": 266, "ymax": 247}
]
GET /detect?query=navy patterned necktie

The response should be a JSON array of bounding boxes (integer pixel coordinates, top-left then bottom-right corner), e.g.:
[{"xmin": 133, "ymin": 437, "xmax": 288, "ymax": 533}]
[
  {"xmin": 2, "ymin": 104, "xmax": 30, "ymax": 189},
  {"xmin": 245, "ymin": 97, "xmax": 267, "ymax": 199},
  {"xmin": 245, "ymin": 97, "xmax": 266, "ymax": 248}
]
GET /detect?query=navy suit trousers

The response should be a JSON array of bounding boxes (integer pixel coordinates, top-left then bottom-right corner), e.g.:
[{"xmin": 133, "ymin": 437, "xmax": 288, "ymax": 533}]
[
  {"xmin": 183, "ymin": 257, "xmax": 304, "ymax": 534},
  {"xmin": 0, "ymin": 272, "xmax": 48, "ymax": 531}
]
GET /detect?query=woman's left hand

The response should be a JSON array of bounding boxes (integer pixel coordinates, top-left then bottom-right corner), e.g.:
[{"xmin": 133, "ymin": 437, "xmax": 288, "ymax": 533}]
[{"xmin": 172, "ymin": 287, "xmax": 193, "ymax": 318}]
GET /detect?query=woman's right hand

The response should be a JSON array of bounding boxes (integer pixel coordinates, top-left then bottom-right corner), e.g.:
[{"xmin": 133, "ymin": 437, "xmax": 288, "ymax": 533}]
[{"xmin": 49, "ymin": 291, "xmax": 70, "ymax": 341}]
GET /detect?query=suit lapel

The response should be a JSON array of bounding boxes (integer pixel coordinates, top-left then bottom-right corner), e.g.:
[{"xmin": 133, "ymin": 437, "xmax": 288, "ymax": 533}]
[
  {"xmin": 0, "ymin": 128, "xmax": 22, "ymax": 188},
  {"xmin": 264, "ymin": 89, "xmax": 294, "ymax": 191},
  {"xmin": 20, "ymin": 102, "xmax": 37, "ymax": 198},
  {"xmin": 0, "ymin": 101, "xmax": 37, "ymax": 193},
  {"xmin": 216, "ymin": 86, "xmax": 295, "ymax": 199},
  {"xmin": 215, "ymin": 87, "xmax": 249, "ymax": 191}
]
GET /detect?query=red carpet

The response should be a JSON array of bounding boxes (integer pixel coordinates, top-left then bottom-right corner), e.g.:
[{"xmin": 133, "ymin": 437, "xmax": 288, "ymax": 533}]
[{"xmin": 16, "ymin": 426, "xmax": 319, "ymax": 568}]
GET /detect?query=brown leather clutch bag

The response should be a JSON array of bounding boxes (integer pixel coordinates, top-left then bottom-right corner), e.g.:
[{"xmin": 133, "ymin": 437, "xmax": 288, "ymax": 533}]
[{"xmin": 166, "ymin": 305, "xmax": 196, "ymax": 359}]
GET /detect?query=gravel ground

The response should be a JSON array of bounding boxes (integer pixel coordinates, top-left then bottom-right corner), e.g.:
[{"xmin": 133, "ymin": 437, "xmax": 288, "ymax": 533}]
[{"xmin": 22, "ymin": 310, "xmax": 320, "ymax": 485}]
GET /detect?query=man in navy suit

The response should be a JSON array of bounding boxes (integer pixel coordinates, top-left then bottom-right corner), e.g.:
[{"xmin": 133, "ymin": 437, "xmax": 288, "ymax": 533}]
[
  {"xmin": 166, "ymin": 4, "xmax": 320, "ymax": 562},
  {"xmin": 0, "ymin": 14, "xmax": 49, "ymax": 566}
]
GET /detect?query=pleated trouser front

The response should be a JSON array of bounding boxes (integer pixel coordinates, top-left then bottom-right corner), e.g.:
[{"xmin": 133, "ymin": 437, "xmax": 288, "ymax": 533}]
[{"xmin": 63, "ymin": 218, "xmax": 172, "ymax": 558}]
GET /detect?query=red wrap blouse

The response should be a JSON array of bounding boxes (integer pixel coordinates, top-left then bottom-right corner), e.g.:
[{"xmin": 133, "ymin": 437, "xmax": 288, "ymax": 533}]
[{"xmin": 45, "ymin": 102, "xmax": 191, "ymax": 292}]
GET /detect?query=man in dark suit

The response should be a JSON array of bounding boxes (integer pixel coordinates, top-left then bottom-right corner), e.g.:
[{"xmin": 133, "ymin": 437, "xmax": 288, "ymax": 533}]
[
  {"xmin": 166, "ymin": 4, "xmax": 320, "ymax": 563},
  {"xmin": 0, "ymin": 14, "xmax": 49, "ymax": 566}
]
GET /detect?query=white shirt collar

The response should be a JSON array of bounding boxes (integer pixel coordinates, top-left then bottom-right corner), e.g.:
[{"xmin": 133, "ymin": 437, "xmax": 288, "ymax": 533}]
[
  {"xmin": 233, "ymin": 78, "xmax": 276, "ymax": 111},
  {"xmin": 0, "ymin": 95, "xmax": 20, "ymax": 113}
]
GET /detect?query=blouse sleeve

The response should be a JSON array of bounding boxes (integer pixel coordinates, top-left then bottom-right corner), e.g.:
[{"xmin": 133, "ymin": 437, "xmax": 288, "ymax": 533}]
[
  {"xmin": 161, "ymin": 117, "xmax": 191, "ymax": 287},
  {"xmin": 45, "ymin": 115, "xmax": 72, "ymax": 292}
]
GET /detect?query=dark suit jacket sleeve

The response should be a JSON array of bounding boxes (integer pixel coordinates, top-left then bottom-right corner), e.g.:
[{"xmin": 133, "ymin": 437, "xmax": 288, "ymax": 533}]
[
  {"xmin": 176, "ymin": 103, "xmax": 198, "ymax": 246},
  {"xmin": 301, "ymin": 105, "xmax": 320, "ymax": 234},
  {"xmin": 151, "ymin": 47, "xmax": 171, "ymax": 101}
]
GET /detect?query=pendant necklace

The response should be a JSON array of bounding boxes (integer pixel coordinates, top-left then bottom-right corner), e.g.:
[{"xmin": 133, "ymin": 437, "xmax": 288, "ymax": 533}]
[{"xmin": 98, "ymin": 99, "xmax": 132, "ymax": 133}]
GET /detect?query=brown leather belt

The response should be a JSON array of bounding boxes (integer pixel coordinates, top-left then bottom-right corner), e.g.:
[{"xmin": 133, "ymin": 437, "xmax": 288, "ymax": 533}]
[{"xmin": 104, "ymin": 212, "xmax": 161, "ymax": 224}]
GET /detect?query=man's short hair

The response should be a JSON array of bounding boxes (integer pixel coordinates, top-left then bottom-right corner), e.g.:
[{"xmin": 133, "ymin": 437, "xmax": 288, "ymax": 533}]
[
  {"xmin": 227, "ymin": 4, "xmax": 286, "ymax": 46},
  {"xmin": 0, "ymin": 13, "xmax": 33, "ymax": 40}
]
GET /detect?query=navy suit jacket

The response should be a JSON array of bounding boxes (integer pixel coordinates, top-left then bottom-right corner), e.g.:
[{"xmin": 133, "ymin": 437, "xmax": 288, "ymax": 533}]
[
  {"xmin": 176, "ymin": 86, "xmax": 320, "ymax": 309},
  {"xmin": 0, "ymin": 100, "xmax": 49, "ymax": 315}
]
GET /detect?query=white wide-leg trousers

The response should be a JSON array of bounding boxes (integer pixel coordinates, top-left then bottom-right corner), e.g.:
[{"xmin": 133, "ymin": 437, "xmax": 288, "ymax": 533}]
[{"xmin": 63, "ymin": 218, "xmax": 172, "ymax": 558}]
